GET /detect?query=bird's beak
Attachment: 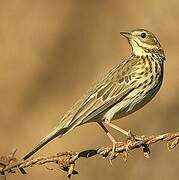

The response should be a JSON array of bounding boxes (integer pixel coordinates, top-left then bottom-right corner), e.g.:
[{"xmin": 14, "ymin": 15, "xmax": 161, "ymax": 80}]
[{"xmin": 120, "ymin": 31, "xmax": 131, "ymax": 39}]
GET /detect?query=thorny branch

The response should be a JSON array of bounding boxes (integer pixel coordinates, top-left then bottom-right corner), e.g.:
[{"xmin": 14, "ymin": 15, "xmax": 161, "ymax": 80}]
[{"xmin": 0, "ymin": 132, "xmax": 178, "ymax": 179}]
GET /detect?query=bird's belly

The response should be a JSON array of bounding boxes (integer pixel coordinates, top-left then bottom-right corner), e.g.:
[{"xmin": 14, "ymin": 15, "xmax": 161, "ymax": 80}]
[
  {"xmin": 112, "ymin": 94, "xmax": 153, "ymax": 120},
  {"xmin": 105, "ymin": 82, "xmax": 162, "ymax": 121}
]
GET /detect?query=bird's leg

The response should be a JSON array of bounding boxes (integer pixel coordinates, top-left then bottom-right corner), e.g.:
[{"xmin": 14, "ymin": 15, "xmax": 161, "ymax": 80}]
[
  {"xmin": 98, "ymin": 122, "xmax": 122, "ymax": 160},
  {"xmin": 104, "ymin": 119, "xmax": 143, "ymax": 141},
  {"xmin": 104, "ymin": 119, "xmax": 129, "ymax": 136}
]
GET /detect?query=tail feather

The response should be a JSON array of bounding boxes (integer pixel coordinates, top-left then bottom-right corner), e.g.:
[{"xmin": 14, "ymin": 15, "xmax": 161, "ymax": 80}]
[{"xmin": 22, "ymin": 126, "xmax": 70, "ymax": 160}]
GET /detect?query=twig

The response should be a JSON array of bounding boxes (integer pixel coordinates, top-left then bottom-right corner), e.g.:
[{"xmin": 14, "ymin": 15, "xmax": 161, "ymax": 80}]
[{"xmin": 0, "ymin": 132, "xmax": 178, "ymax": 179}]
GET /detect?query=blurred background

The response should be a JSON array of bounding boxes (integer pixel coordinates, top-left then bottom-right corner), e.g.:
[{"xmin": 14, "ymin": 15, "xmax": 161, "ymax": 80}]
[{"xmin": 0, "ymin": 0, "xmax": 178, "ymax": 180}]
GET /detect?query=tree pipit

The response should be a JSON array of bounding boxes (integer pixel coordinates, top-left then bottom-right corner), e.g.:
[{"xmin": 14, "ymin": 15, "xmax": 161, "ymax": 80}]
[{"xmin": 22, "ymin": 29, "xmax": 165, "ymax": 160}]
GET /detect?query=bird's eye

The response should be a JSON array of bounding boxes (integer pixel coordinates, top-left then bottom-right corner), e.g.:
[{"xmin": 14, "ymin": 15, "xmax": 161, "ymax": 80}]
[{"xmin": 140, "ymin": 32, "xmax": 147, "ymax": 38}]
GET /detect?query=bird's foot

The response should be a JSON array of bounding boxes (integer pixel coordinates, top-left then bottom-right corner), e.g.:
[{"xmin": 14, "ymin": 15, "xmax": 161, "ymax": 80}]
[
  {"xmin": 127, "ymin": 130, "xmax": 145, "ymax": 141},
  {"xmin": 109, "ymin": 140, "xmax": 131, "ymax": 163},
  {"xmin": 126, "ymin": 130, "xmax": 150, "ymax": 158},
  {"xmin": 109, "ymin": 141, "xmax": 124, "ymax": 162}
]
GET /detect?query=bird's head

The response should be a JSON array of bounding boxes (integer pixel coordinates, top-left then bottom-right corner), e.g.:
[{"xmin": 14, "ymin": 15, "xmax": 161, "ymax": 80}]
[{"xmin": 120, "ymin": 29, "xmax": 164, "ymax": 57}]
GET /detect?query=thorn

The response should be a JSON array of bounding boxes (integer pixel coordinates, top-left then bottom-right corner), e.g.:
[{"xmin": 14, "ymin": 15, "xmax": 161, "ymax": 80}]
[
  {"xmin": 0, "ymin": 172, "xmax": 7, "ymax": 180},
  {"xmin": 9, "ymin": 148, "xmax": 17, "ymax": 159},
  {"xmin": 142, "ymin": 144, "xmax": 150, "ymax": 158},
  {"xmin": 167, "ymin": 137, "xmax": 179, "ymax": 151},
  {"xmin": 67, "ymin": 163, "xmax": 75, "ymax": 178},
  {"xmin": 19, "ymin": 167, "xmax": 27, "ymax": 174},
  {"xmin": 122, "ymin": 151, "xmax": 128, "ymax": 162}
]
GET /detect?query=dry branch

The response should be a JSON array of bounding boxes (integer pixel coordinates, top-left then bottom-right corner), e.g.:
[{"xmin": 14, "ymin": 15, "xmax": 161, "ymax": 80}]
[{"xmin": 0, "ymin": 132, "xmax": 178, "ymax": 179}]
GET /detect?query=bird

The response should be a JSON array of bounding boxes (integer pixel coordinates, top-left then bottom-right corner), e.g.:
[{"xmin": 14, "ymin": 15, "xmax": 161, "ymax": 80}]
[{"xmin": 22, "ymin": 29, "xmax": 165, "ymax": 160}]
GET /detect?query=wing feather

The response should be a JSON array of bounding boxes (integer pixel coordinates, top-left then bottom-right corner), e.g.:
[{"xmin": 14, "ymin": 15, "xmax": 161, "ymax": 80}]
[
  {"xmin": 60, "ymin": 56, "xmax": 139, "ymax": 127},
  {"xmin": 67, "ymin": 82, "xmax": 134, "ymax": 126}
]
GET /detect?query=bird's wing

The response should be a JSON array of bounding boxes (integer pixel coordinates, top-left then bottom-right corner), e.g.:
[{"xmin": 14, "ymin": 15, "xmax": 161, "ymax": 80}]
[
  {"xmin": 69, "ymin": 82, "xmax": 134, "ymax": 126},
  {"xmin": 60, "ymin": 60, "xmax": 137, "ymax": 127}
]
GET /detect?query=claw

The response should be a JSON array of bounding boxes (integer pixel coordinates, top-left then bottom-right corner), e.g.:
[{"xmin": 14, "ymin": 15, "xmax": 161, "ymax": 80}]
[
  {"xmin": 109, "ymin": 141, "xmax": 124, "ymax": 162},
  {"xmin": 109, "ymin": 141, "xmax": 118, "ymax": 164},
  {"xmin": 110, "ymin": 141, "xmax": 117, "ymax": 160},
  {"xmin": 127, "ymin": 130, "xmax": 144, "ymax": 141}
]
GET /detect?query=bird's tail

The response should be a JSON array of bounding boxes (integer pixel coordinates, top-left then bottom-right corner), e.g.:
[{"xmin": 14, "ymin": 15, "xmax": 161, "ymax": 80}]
[{"xmin": 22, "ymin": 120, "xmax": 76, "ymax": 160}]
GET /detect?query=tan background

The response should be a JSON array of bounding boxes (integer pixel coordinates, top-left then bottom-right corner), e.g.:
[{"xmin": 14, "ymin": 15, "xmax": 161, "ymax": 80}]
[{"xmin": 0, "ymin": 1, "xmax": 179, "ymax": 180}]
